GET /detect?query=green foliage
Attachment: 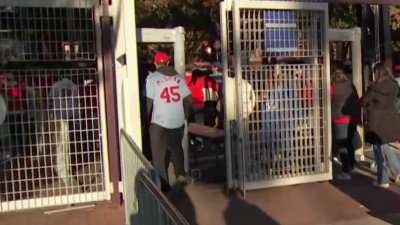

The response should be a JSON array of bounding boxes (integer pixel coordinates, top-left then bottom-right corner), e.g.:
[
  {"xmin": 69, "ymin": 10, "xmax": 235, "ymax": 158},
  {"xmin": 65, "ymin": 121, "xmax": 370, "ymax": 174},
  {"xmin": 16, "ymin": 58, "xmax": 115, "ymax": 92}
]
[
  {"xmin": 135, "ymin": 1, "xmax": 400, "ymax": 64},
  {"xmin": 389, "ymin": 6, "xmax": 400, "ymax": 63},
  {"xmin": 329, "ymin": 4, "xmax": 358, "ymax": 29},
  {"xmin": 328, "ymin": 4, "xmax": 400, "ymax": 64},
  {"xmin": 135, "ymin": 0, "xmax": 221, "ymax": 62},
  {"xmin": 390, "ymin": 6, "xmax": 400, "ymax": 30}
]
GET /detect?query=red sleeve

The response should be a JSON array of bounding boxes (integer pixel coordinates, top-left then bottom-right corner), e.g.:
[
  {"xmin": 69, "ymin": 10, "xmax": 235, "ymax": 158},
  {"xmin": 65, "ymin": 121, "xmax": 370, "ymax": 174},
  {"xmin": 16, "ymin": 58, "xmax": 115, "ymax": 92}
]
[
  {"xmin": 206, "ymin": 78, "xmax": 220, "ymax": 93},
  {"xmin": 185, "ymin": 76, "xmax": 191, "ymax": 85},
  {"xmin": 330, "ymin": 85, "xmax": 334, "ymax": 98}
]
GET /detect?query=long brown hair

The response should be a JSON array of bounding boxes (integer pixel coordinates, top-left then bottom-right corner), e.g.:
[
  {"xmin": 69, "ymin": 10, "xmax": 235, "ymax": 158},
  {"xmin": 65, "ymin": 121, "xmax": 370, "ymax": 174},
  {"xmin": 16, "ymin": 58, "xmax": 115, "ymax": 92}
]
[
  {"xmin": 374, "ymin": 62, "xmax": 394, "ymax": 82},
  {"xmin": 331, "ymin": 69, "xmax": 350, "ymax": 83}
]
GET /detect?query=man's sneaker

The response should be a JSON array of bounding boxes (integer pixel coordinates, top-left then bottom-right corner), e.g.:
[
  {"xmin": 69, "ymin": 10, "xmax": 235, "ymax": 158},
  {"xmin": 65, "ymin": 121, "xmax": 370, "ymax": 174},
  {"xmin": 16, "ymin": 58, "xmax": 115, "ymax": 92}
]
[
  {"xmin": 336, "ymin": 172, "xmax": 351, "ymax": 180},
  {"xmin": 176, "ymin": 175, "xmax": 193, "ymax": 185},
  {"xmin": 373, "ymin": 181, "xmax": 390, "ymax": 188},
  {"xmin": 350, "ymin": 164, "xmax": 356, "ymax": 173},
  {"xmin": 333, "ymin": 156, "xmax": 340, "ymax": 163},
  {"xmin": 395, "ymin": 174, "xmax": 400, "ymax": 184}
]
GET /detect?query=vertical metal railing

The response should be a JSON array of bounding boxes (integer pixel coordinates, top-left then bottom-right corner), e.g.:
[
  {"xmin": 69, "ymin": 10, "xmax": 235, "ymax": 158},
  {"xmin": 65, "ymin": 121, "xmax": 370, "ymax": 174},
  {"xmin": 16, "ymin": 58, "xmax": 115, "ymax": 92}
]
[
  {"xmin": 138, "ymin": 172, "xmax": 190, "ymax": 225},
  {"xmin": 120, "ymin": 129, "xmax": 189, "ymax": 225}
]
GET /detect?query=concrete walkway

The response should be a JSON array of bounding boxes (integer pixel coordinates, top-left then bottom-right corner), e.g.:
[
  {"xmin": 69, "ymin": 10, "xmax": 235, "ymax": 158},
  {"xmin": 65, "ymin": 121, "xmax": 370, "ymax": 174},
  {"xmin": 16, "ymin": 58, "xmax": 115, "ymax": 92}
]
[
  {"xmin": 170, "ymin": 165, "xmax": 400, "ymax": 225},
  {"xmin": 2, "ymin": 150, "xmax": 400, "ymax": 225},
  {"xmin": 0, "ymin": 203, "xmax": 125, "ymax": 225}
]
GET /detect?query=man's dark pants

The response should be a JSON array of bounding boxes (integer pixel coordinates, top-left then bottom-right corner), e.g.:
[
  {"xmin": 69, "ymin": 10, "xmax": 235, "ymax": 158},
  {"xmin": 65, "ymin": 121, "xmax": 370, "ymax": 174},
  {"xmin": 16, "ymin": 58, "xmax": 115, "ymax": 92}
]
[{"xmin": 149, "ymin": 123, "xmax": 186, "ymax": 183}]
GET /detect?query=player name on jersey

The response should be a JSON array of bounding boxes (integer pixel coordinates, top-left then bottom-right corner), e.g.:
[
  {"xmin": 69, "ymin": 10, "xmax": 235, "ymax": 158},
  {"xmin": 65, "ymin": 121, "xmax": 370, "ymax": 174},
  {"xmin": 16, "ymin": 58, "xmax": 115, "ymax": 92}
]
[{"xmin": 156, "ymin": 76, "xmax": 181, "ymax": 86}]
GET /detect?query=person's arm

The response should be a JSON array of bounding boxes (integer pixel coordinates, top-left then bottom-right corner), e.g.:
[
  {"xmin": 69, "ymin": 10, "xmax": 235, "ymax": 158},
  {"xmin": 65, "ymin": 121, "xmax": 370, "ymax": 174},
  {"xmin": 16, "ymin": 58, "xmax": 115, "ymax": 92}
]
[
  {"xmin": 214, "ymin": 99, "xmax": 222, "ymax": 128},
  {"xmin": 183, "ymin": 95, "xmax": 193, "ymax": 120},
  {"xmin": 330, "ymin": 84, "xmax": 334, "ymax": 98},
  {"xmin": 181, "ymin": 78, "xmax": 193, "ymax": 120},
  {"xmin": 146, "ymin": 97, "xmax": 153, "ymax": 119},
  {"xmin": 360, "ymin": 86, "xmax": 374, "ymax": 108},
  {"xmin": 145, "ymin": 75, "xmax": 155, "ymax": 121}
]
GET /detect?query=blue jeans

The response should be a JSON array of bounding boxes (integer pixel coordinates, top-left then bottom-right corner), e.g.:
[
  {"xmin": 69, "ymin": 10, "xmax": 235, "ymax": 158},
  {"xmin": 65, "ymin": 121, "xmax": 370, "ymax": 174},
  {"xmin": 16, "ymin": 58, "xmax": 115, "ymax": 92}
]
[{"xmin": 373, "ymin": 144, "xmax": 400, "ymax": 184}]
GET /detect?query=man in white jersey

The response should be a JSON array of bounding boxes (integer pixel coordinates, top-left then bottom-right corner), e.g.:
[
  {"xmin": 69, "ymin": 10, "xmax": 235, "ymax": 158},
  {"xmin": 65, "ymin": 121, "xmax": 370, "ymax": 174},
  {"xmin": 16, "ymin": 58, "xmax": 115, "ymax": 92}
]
[{"xmin": 146, "ymin": 52, "xmax": 193, "ymax": 187}]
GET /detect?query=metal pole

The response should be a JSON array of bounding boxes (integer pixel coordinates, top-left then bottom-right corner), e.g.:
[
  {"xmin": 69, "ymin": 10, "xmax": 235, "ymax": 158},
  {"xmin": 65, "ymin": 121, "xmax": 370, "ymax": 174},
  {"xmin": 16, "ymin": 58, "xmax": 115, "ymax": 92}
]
[
  {"xmin": 359, "ymin": 4, "xmax": 372, "ymax": 91},
  {"xmin": 352, "ymin": 28, "xmax": 365, "ymax": 161},
  {"xmin": 380, "ymin": 5, "xmax": 393, "ymax": 69},
  {"xmin": 219, "ymin": 0, "xmax": 234, "ymax": 191},
  {"xmin": 173, "ymin": 27, "xmax": 186, "ymax": 76},
  {"xmin": 101, "ymin": 0, "xmax": 125, "ymax": 205}
]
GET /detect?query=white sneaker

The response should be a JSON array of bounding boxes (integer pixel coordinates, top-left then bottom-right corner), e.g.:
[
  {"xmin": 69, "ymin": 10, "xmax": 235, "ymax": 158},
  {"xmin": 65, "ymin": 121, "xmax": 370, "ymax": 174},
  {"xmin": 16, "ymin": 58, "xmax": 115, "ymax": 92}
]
[
  {"xmin": 395, "ymin": 175, "xmax": 400, "ymax": 184},
  {"xmin": 176, "ymin": 175, "xmax": 193, "ymax": 185},
  {"xmin": 336, "ymin": 172, "xmax": 351, "ymax": 180},
  {"xmin": 333, "ymin": 157, "xmax": 340, "ymax": 163},
  {"xmin": 373, "ymin": 181, "xmax": 390, "ymax": 188}
]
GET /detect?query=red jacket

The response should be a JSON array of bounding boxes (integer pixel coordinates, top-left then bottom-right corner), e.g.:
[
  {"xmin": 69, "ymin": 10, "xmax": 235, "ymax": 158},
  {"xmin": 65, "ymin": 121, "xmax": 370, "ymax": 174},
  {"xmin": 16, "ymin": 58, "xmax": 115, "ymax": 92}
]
[
  {"xmin": 330, "ymin": 84, "xmax": 361, "ymax": 124},
  {"xmin": 185, "ymin": 73, "xmax": 220, "ymax": 107}
]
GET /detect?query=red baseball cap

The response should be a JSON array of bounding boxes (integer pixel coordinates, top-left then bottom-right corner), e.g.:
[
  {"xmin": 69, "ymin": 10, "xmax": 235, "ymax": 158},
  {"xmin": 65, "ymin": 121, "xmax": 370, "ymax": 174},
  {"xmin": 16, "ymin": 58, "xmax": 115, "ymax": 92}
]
[{"xmin": 154, "ymin": 52, "xmax": 169, "ymax": 64}]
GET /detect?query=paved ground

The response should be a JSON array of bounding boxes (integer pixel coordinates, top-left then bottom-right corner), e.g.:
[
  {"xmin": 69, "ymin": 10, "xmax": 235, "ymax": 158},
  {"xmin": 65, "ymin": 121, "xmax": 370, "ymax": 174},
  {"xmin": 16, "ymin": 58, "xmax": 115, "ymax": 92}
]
[
  {"xmin": 170, "ymin": 163, "xmax": 400, "ymax": 225},
  {"xmin": 0, "ymin": 203, "xmax": 125, "ymax": 225},
  {"xmin": 2, "ymin": 151, "xmax": 400, "ymax": 225}
]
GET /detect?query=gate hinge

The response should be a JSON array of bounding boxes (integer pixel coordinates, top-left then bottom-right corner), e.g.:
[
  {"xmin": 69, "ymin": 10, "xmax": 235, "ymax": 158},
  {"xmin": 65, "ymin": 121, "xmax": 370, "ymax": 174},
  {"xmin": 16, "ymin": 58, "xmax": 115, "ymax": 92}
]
[
  {"xmin": 109, "ymin": 182, "xmax": 114, "ymax": 193},
  {"xmin": 99, "ymin": 0, "xmax": 112, "ymax": 5},
  {"xmin": 118, "ymin": 181, "xmax": 124, "ymax": 193}
]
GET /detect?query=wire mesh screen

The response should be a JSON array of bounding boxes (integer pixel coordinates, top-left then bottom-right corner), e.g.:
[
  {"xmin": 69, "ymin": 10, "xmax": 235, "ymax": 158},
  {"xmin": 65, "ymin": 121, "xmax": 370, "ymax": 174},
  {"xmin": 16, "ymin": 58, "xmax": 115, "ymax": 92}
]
[
  {"xmin": 233, "ymin": 8, "xmax": 329, "ymax": 185},
  {"xmin": 0, "ymin": 6, "xmax": 96, "ymax": 62},
  {"xmin": 0, "ymin": 68, "xmax": 104, "ymax": 209},
  {"xmin": 239, "ymin": 65, "xmax": 328, "ymax": 181}
]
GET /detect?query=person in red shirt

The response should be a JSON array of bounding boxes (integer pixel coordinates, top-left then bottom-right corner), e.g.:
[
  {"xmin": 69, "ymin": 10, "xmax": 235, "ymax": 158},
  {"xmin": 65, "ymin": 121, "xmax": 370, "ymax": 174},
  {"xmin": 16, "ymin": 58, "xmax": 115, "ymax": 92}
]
[
  {"xmin": 185, "ymin": 62, "xmax": 220, "ymax": 127},
  {"xmin": 331, "ymin": 69, "xmax": 361, "ymax": 180}
]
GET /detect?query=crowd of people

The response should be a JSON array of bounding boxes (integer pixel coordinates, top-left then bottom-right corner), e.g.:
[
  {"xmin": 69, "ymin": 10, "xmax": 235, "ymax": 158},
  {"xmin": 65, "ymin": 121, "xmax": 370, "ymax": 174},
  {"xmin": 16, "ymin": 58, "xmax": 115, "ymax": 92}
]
[
  {"xmin": 331, "ymin": 62, "xmax": 400, "ymax": 188},
  {"xmin": 142, "ymin": 50, "xmax": 400, "ymax": 191}
]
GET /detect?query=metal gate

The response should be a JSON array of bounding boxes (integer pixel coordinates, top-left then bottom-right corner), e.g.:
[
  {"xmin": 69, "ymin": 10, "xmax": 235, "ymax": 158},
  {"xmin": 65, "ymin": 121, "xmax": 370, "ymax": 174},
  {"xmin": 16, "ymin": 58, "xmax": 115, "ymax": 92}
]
[
  {"xmin": 221, "ymin": 0, "xmax": 331, "ymax": 194},
  {"xmin": 0, "ymin": 0, "xmax": 110, "ymax": 211}
]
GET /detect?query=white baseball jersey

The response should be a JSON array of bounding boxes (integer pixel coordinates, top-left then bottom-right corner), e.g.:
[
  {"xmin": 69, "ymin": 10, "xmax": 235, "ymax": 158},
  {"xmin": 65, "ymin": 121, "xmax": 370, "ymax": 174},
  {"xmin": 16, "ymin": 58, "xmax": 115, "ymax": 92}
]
[{"xmin": 146, "ymin": 71, "xmax": 191, "ymax": 129}]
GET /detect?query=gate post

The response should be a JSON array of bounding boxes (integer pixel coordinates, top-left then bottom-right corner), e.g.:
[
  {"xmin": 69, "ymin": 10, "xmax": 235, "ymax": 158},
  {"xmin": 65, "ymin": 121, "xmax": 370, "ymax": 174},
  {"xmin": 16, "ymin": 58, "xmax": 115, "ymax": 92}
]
[{"xmin": 100, "ymin": 0, "xmax": 122, "ymax": 204}]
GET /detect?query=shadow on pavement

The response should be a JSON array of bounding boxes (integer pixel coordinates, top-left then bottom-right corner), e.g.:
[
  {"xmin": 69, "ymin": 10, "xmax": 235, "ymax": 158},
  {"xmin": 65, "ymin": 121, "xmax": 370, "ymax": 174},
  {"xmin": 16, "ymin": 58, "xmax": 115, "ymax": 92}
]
[
  {"xmin": 167, "ymin": 184, "xmax": 199, "ymax": 225},
  {"xmin": 224, "ymin": 195, "xmax": 280, "ymax": 225},
  {"xmin": 331, "ymin": 163, "xmax": 400, "ymax": 225}
]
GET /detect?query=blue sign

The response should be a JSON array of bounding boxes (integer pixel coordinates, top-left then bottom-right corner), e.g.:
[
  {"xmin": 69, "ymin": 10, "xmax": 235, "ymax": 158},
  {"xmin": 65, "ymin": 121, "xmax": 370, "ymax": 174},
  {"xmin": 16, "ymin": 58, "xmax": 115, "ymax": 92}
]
[{"xmin": 264, "ymin": 10, "xmax": 297, "ymax": 57}]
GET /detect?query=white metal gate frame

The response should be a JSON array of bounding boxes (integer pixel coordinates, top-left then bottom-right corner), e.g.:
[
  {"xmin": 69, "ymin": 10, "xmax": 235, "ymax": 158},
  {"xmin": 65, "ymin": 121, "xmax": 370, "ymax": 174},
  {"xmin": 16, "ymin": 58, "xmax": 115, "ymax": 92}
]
[
  {"xmin": 328, "ymin": 28, "xmax": 365, "ymax": 161},
  {"xmin": 136, "ymin": 27, "xmax": 186, "ymax": 76},
  {"xmin": 221, "ymin": 0, "xmax": 332, "ymax": 193},
  {"xmin": 0, "ymin": 0, "xmax": 111, "ymax": 212}
]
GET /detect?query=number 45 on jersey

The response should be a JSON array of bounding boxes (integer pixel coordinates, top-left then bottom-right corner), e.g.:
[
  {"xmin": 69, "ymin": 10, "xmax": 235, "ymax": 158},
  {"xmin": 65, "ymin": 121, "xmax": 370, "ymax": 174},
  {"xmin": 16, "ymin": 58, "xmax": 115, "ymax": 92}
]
[{"xmin": 160, "ymin": 86, "xmax": 181, "ymax": 103}]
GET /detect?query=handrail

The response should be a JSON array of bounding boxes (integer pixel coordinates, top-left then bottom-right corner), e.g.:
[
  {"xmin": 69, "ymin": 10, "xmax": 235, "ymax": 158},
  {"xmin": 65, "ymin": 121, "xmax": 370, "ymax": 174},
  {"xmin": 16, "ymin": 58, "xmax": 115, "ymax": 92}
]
[
  {"xmin": 120, "ymin": 129, "xmax": 161, "ymax": 188},
  {"xmin": 120, "ymin": 129, "xmax": 153, "ymax": 170},
  {"xmin": 120, "ymin": 128, "xmax": 190, "ymax": 225},
  {"xmin": 139, "ymin": 172, "xmax": 190, "ymax": 225}
]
